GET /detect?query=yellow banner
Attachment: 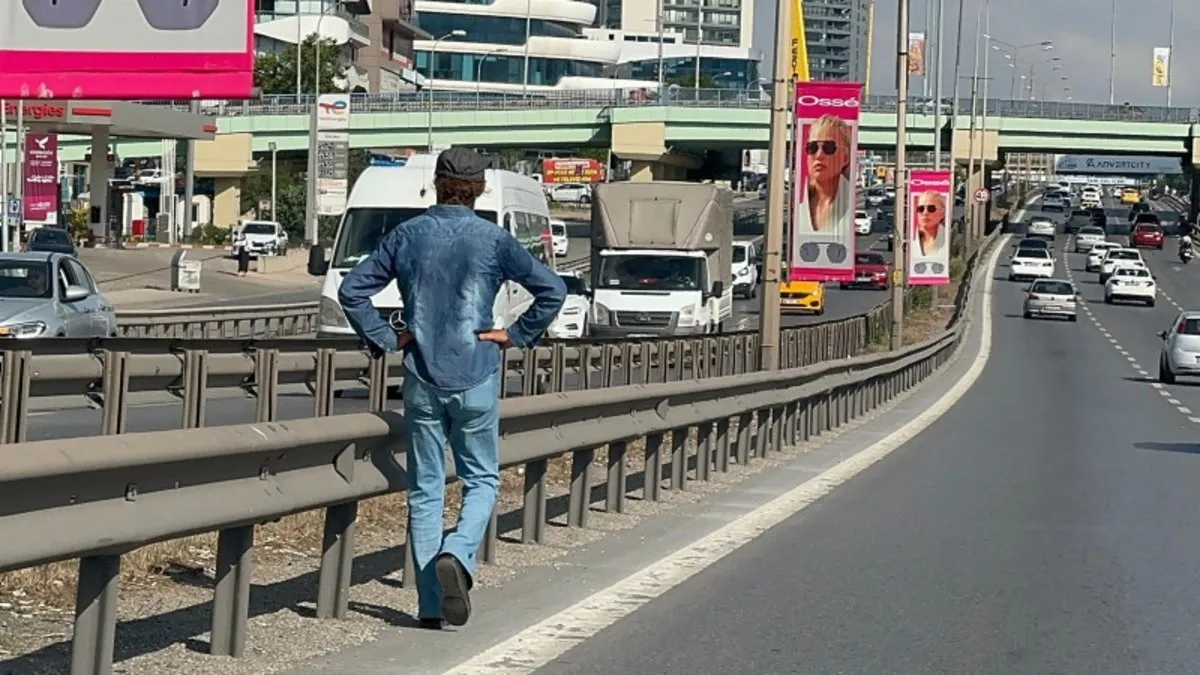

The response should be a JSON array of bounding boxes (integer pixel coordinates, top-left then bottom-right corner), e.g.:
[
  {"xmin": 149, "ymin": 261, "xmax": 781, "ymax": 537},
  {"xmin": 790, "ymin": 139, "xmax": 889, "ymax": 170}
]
[
  {"xmin": 789, "ymin": 0, "xmax": 809, "ymax": 81},
  {"xmin": 1152, "ymin": 47, "xmax": 1170, "ymax": 87}
]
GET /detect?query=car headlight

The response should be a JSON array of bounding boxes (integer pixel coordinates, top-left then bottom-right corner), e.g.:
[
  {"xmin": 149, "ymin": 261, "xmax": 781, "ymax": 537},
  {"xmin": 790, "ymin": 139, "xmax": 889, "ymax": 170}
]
[
  {"xmin": 0, "ymin": 321, "xmax": 47, "ymax": 338},
  {"xmin": 737, "ymin": 267, "xmax": 750, "ymax": 277},
  {"xmin": 560, "ymin": 305, "xmax": 583, "ymax": 316},
  {"xmin": 319, "ymin": 296, "xmax": 349, "ymax": 328},
  {"xmin": 592, "ymin": 303, "xmax": 611, "ymax": 325},
  {"xmin": 678, "ymin": 305, "xmax": 696, "ymax": 322}
]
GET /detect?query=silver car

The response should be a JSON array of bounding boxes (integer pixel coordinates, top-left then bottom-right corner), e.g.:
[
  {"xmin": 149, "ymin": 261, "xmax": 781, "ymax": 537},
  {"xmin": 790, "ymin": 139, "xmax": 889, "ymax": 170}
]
[
  {"xmin": 1158, "ymin": 311, "xmax": 1200, "ymax": 383},
  {"xmin": 1027, "ymin": 218, "xmax": 1057, "ymax": 239},
  {"xmin": 1023, "ymin": 279, "xmax": 1079, "ymax": 321},
  {"xmin": 0, "ymin": 252, "xmax": 117, "ymax": 338},
  {"xmin": 1074, "ymin": 226, "xmax": 1106, "ymax": 253}
]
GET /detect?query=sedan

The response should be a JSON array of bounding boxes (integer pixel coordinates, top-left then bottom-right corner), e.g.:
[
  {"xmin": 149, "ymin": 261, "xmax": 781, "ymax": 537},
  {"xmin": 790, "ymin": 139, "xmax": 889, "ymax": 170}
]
[
  {"xmin": 546, "ymin": 272, "xmax": 591, "ymax": 339},
  {"xmin": 1086, "ymin": 241, "xmax": 1121, "ymax": 271},
  {"xmin": 1027, "ymin": 218, "xmax": 1056, "ymax": 239},
  {"xmin": 1158, "ymin": 311, "xmax": 1200, "ymax": 383},
  {"xmin": 25, "ymin": 227, "xmax": 77, "ymax": 256},
  {"xmin": 841, "ymin": 251, "xmax": 890, "ymax": 290},
  {"xmin": 1105, "ymin": 265, "xmax": 1156, "ymax": 306},
  {"xmin": 0, "ymin": 252, "xmax": 117, "ymax": 338},
  {"xmin": 854, "ymin": 210, "xmax": 872, "ymax": 235},
  {"xmin": 1042, "ymin": 194, "xmax": 1066, "ymax": 212},
  {"xmin": 1130, "ymin": 223, "xmax": 1164, "ymax": 249},
  {"xmin": 1074, "ymin": 226, "xmax": 1106, "ymax": 253},
  {"xmin": 1010, "ymin": 248, "xmax": 1055, "ymax": 281},
  {"xmin": 1024, "ymin": 279, "xmax": 1079, "ymax": 321},
  {"xmin": 1099, "ymin": 248, "xmax": 1144, "ymax": 283}
]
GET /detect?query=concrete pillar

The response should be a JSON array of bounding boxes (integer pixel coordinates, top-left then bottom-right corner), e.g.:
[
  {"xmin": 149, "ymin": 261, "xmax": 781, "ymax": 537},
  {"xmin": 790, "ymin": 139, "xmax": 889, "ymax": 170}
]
[
  {"xmin": 1188, "ymin": 167, "xmax": 1200, "ymax": 227},
  {"xmin": 212, "ymin": 178, "xmax": 242, "ymax": 229},
  {"xmin": 965, "ymin": 162, "xmax": 983, "ymax": 244},
  {"xmin": 629, "ymin": 161, "xmax": 656, "ymax": 182},
  {"xmin": 89, "ymin": 129, "xmax": 110, "ymax": 243}
]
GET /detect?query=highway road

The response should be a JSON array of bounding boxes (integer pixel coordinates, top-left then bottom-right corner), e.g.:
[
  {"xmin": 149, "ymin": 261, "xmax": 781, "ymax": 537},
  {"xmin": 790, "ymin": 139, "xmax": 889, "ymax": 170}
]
[{"xmin": 525, "ymin": 199, "xmax": 1200, "ymax": 675}]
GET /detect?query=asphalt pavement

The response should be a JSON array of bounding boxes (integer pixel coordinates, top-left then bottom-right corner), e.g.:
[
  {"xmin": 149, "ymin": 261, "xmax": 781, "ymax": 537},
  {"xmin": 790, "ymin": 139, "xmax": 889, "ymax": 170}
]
[{"xmin": 521, "ymin": 203, "xmax": 1200, "ymax": 675}]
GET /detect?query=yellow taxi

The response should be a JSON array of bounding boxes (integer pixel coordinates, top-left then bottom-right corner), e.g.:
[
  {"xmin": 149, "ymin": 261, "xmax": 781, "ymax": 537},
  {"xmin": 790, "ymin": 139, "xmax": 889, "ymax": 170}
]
[
  {"xmin": 1120, "ymin": 187, "xmax": 1141, "ymax": 205},
  {"xmin": 780, "ymin": 280, "xmax": 825, "ymax": 315}
]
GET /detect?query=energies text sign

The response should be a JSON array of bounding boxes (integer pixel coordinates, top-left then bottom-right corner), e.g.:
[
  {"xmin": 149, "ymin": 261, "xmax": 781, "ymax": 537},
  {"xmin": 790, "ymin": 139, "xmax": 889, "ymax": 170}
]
[{"xmin": 1054, "ymin": 154, "xmax": 1181, "ymax": 175}]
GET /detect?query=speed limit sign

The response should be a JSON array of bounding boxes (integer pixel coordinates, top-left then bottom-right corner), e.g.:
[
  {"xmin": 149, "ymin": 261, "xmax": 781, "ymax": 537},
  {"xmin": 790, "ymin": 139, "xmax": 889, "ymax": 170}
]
[{"xmin": 974, "ymin": 188, "xmax": 991, "ymax": 203}]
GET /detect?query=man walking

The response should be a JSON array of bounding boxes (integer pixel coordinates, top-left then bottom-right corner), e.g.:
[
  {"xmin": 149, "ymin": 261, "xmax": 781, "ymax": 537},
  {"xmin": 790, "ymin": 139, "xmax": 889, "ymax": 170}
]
[{"xmin": 339, "ymin": 147, "xmax": 566, "ymax": 628}]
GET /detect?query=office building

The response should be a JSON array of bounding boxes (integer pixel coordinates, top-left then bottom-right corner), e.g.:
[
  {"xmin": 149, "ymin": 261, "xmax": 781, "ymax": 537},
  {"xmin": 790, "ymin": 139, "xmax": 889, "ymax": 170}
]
[
  {"xmin": 253, "ymin": 0, "xmax": 425, "ymax": 93},
  {"xmin": 589, "ymin": 28, "xmax": 761, "ymax": 91},
  {"xmin": 587, "ymin": 0, "xmax": 754, "ymax": 49},
  {"xmin": 803, "ymin": 0, "xmax": 873, "ymax": 83},
  {"xmin": 412, "ymin": 0, "xmax": 648, "ymax": 92}
]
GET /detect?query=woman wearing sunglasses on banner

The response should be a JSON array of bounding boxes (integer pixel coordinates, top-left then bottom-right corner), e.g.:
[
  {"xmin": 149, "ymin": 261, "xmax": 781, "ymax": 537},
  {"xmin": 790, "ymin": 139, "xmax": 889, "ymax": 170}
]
[
  {"xmin": 914, "ymin": 190, "xmax": 947, "ymax": 256},
  {"xmin": 794, "ymin": 114, "xmax": 854, "ymax": 267}
]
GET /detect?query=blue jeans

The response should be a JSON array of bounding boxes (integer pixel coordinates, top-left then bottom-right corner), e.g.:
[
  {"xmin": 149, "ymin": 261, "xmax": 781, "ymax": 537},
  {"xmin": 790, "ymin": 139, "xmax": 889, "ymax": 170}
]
[{"xmin": 403, "ymin": 370, "xmax": 501, "ymax": 619}]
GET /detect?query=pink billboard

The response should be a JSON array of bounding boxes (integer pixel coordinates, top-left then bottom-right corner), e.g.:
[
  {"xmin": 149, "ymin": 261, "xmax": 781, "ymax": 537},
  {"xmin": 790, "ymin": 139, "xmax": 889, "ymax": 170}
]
[
  {"xmin": 0, "ymin": 1, "xmax": 254, "ymax": 99},
  {"xmin": 790, "ymin": 81, "xmax": 863, "ymax": 283},
  {"xmin": 907, "ymin": 169, "xmax": 952, "ymax": 285},
  {"xmin": 24, "ymin": 133, "xmax": 58, "ymax": 223}
]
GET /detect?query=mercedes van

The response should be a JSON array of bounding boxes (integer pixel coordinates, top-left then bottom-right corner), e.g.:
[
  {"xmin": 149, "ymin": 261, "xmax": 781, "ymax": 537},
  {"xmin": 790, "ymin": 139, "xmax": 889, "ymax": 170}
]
[{"xmin": 308, "ymin": 154, "xmax": 553, "ymax": 338}]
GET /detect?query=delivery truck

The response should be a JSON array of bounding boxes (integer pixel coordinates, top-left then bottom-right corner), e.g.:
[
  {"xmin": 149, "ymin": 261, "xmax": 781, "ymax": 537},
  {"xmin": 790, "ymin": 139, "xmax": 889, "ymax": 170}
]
[{"xmin": 588, "ymin": 182, "xmax": 734, "ymax": 337}]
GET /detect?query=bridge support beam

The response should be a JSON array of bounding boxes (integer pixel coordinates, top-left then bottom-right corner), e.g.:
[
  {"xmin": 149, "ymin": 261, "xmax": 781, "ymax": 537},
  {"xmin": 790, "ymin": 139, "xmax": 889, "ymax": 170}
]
[
  {"xmin": 1187, "ymin": 134, "xmax": 1200, "ymax": 226},
  {"xmin": 951, "ymin": 129, "xmax": 999, "ymax": 250},
  {"xmin": 611, "ymin": 121, "xmax": 703, "ymax": 182}
]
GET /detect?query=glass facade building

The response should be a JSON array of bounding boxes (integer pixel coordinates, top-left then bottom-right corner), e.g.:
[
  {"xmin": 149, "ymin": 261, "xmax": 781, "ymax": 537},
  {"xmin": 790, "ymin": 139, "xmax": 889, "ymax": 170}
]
[{"xmin": 803, "ymin": 0, "xmax": 873, "ymax": 83}]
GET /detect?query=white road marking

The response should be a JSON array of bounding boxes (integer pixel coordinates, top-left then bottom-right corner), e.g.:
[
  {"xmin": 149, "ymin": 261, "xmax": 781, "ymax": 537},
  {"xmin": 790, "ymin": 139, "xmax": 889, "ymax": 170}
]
[
  {"xmin": 1190, "ymin": 417, "xmax": 1200, "ymax": 424},
  {"xmin": 439, "ymin": 239, "xmax": 1009, "ymax": 675}
]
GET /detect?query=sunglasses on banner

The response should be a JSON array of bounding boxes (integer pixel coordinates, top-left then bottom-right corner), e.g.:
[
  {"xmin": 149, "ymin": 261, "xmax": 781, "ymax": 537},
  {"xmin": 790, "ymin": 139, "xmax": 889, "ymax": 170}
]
[
  {"xmin": 798, "ymin": 242, "xmax": 849, "ymax": 264},
  {"xmin": 912, "ymin": 261, "xmax": 946, "ymax": 275},
  {"xmin": 914, "ymin": 204, "xmax": 941, "ymax": 214},
  {"xmin": 22, "ymin": 0, "xmax": 219, "ymax": 31},
  {"xmin": 805, "ymin": 140, "xmax": 839, "ymax": 156}
]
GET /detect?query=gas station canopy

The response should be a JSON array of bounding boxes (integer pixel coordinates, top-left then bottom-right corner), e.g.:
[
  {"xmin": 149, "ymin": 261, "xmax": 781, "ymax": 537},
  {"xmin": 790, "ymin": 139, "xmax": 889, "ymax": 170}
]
[{"xmin": 3, "ymin": 99, "xmax": 216, "ymax": 141}]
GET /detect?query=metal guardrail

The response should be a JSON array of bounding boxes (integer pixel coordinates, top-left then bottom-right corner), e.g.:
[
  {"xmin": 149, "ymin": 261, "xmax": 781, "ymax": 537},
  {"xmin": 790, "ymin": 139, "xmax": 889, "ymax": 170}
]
[
  {"xmin": 0, "ymin": 228, "xmax": 1001, "ymax": 674},
  {"xmin": 139, "ymin": 90, "xmax": 1199, "ymax": 124},
  {"xmin": 115, "ymin": 301, "xmax": 319, "ymax": 339}
]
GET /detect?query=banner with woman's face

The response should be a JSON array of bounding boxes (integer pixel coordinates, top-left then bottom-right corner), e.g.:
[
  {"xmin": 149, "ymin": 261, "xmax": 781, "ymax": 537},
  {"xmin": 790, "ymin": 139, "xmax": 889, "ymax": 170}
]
[
  {"xmin": 907, "ymin": 169, "xmax": 952, "ymax": 285},
  {"xmin": 790, "ymin": 81, "xmax": 863, "ymax": 282}
]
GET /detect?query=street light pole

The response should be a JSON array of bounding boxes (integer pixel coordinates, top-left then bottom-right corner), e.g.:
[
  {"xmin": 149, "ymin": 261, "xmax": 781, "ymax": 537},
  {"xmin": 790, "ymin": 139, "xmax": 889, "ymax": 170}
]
[
  {"xmin": 1167, "ymin": 0, "xmax": 1175, "ymax": 106},
  {"xmin": 1108, "ymin": 0, "xmax": 1117, "ymax": 104},
  {"xmin": 757, "ymin": 0, "xmax": 793, "ymax": 370},
  {"xmin": 269, "ymin": 142, "xmax": 278, "ymax": 221},
  {"xmin": 949, "ymin": 0, "xmax": 966, "ymax": 130},
  {"xmin": 522, "ymin": 0, "xmax": 531, "ymax": 99},
  {"xmin": 932, "ymin": 0, "xmax": 945, "ymax": 169},
  {"xmin": 966, "ymin": 1, "xmax": 982, "ymax": 252},
  {"xmin": 891, "ymin": 0, "xmax": 912, "ymax": 350},
  {"xmin": 657, "ymin": 0, "xmax": 665, "ymax": 92},
  {"xmin": 427, "ymin": 30, "xmax": 467, "ymax": 152}
]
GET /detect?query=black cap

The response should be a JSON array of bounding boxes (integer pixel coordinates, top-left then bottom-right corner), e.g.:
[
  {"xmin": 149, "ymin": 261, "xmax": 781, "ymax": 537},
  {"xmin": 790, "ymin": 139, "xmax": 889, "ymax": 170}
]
[{"xmin": 435, "ymin": 146, "xmax": 489, "ymax": 182}]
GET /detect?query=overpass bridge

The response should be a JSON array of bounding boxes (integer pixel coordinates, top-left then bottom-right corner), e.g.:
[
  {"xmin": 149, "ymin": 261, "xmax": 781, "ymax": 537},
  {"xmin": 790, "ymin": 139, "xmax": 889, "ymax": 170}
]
[{"xmin": 45, "ymin": 90, "xmax": 1200, "ymax": 166}]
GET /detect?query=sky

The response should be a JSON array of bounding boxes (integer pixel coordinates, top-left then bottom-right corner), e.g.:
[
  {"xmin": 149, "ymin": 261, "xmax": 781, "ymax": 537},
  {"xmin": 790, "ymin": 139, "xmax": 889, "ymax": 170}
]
[{"xmin": 752, "ymin": 0, "xmax": 1196, "ymax": 107}]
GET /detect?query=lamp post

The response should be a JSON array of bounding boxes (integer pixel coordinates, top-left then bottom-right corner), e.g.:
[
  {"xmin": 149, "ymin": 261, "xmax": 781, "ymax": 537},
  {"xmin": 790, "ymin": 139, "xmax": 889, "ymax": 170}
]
[
  {"xmin": 1027, "ymin": 57, "xmax": 1061, "ymax": 100},
  {"xmin": 1108, "ymin": 0, "xmax": 1117, "ymax": 104},
  {"xmin": 268, "ymin": 142, "xmax": 278, "ymax": 221},
  {"xmin": 476, "ymin": 49, "xmax": 501, "ymax": 104},
  {"xmin": 522, "ymin": 0, "xmax": 531, "ymax": 99},
  {"xmin": 656, "ymin": 0, "xmax": 665, "ymax": 92},
  {"xmin": 1166, "ymin": 0, "xmax": 1176, "ymax": 106},
  {"xmin": 891, "ymin": 0, "xmax": 912, "ymax": 350},
  {"xmin": 427, "ymin": 30, "xmax": 468, "ymax": 152},
  {"xmin": 987, "ymin": 39, "xmax": 1052, "ymax": 99}
]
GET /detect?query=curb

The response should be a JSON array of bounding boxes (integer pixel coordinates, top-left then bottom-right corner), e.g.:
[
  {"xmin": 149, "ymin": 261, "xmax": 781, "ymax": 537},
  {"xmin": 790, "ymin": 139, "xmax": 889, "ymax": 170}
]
[{"xmin": 90, "ymin": 243, "xmax": 234, "ymax": 251}]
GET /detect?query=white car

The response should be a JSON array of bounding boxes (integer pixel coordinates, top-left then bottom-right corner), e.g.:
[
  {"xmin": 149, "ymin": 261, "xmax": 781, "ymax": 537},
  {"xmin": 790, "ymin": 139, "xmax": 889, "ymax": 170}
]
[
  {"xmin": 546, "ymin": 272, "xmax": 591, "ymax": 339},
  {"xmin": 549, "ymin": 219, "xmax": 569, "ymax": 257},
  {"xmin": 1027, "ymin": 218, "xmax": 1056, "ymax": 239},
  {"xmin": 1098, "ymin": 248, "xmax": 1144, "ymax": 283},
  {"xmin": 546, "ymin": 183, "xmax": 592, "ymax": 204},
  {"xmin": 1104, "ymin": 265, "xmax": 1156, "ymax": 306},
  {"xmin": 1157, "ymin": 311, "xmax": 1200, "ymax": 383},
  {"xmin": 1009, "ymin": 248, "xmax": 1055, "ymax": 281},
  {"xmin": 1086, "ymin": 241, "xmax": 1120, "ymax": 271},
  {"xmin": 854, "ymin": 210, "xmax": 872, "ymax": 235},
  {"xmin": 1074, "ymin": 226, "xmax": 1106, "ymax": 253},
  {"xmin": 731, "ymin": 240, "xmax": 760, "ymax": 299}
]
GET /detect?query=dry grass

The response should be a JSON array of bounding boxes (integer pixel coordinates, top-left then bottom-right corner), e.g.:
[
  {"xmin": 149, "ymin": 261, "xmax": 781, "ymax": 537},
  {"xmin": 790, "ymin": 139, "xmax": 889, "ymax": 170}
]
[{"xmin": 0, "ymin": 436, "xmax": 672, "ymax": 612}]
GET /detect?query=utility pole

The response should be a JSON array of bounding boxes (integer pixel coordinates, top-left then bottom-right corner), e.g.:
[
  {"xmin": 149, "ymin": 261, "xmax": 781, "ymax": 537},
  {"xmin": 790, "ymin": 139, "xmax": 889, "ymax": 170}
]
[
  {"xmin": 757, "ymin": 0, "xmax": 792, "ymax": 371},
  {"xmin": 891, "ymin": 0, "xmax": 912, "ymax": 350},
  {"xmin": 931, "ymin": 0, "xmax": 946, "ymax": 306}
]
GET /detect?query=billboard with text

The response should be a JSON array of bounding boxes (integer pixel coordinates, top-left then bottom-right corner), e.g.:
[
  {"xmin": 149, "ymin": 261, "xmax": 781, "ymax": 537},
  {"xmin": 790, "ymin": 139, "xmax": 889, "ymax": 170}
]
[{"xmin": 1054, "ymin": 154, "xmax": 1181, "ymax": 175}]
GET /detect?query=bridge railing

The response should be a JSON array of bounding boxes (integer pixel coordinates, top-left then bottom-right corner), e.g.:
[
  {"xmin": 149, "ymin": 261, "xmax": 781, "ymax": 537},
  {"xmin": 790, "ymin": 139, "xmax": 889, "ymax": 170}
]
[
  {"xmin": 136, "ymin": 90, "xmax": 1199, "ymax": 123},
  {"xmin": 0, "ymin": 225, "xmax": 1001, "ymax": 674}
]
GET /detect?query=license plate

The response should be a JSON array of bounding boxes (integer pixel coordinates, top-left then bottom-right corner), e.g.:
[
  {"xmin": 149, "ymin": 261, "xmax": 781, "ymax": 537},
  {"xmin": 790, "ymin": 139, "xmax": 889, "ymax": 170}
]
[
  {"xmin": 857, "ymin": 276, "xmax": 871, "ymax": 282},
  {"xmin": 783, "ymin": 299, "xmax": 803, "ymax": 305},
  {"xmin": 1045, "ymin": 305, "xmax": 1061, "ymax": 311}
]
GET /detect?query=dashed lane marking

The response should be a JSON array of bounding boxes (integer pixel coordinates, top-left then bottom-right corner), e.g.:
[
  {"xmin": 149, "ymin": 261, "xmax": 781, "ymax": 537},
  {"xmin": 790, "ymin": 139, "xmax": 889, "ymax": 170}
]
[{"xmin": 1060, "ymin": 237, "xmax": 1200, "ymax": 424}]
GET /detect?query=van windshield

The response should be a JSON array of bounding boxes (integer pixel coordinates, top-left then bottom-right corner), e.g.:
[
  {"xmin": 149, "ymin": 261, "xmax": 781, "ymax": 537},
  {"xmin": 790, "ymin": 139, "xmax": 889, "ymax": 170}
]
[
  {"xmin": 598, "ymin": 255, "xmax": 704, "ymax": 291},
  {"xmin": 332, "ymin": 207, "xmax": 498, "ymax": 268},
  {"xmin": 732, "ymin": 246, "xmax": 749, "ymax": 263}
]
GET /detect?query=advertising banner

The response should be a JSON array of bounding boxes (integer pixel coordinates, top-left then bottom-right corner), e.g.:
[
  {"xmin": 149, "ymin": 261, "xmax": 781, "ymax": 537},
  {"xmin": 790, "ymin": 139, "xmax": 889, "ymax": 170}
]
[
  {"xmin": 788, "ymin": 0, "xmax": 810, "ymax": 81},
  {"xmin": 543, "ymin": 158, "xmax": 605, "ymax": 184},
  {"xmin": 0, "ymin": 1, "xmax": 254, "ymax": 99},
  {"xmin": 1152, "ymin": 47, "xmax": 1170, "ymax": 88},
  {"xmin": 790, "ymin": 81, "xmax": 863, "ymax": 282},
  {"xmin": 907, "ymin": 169, "xmax": 952, "ymax": 286},
  {"xmin": 1054, "ymin": 154, "xmax": 1182, "ymax": 175},
  {"xmin": 908, "ymin": 33, "xmax": 927, "ymax": 76},
  {"xmin": 316, "ymin": 95, "xmax": 351, "ymax": 217},
  {"xmin": 23, "ymin": 133, "xmax": 58, "ymax": 223}
]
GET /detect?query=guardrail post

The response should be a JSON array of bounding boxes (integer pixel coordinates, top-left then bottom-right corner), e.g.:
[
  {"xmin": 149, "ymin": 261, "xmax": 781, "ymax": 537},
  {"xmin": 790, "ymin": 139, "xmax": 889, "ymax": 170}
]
[
  {"xmin": 669, "ymin": 431, "xmax": 686, "ymax": 491},
  {"xmin": 314, "ymin": 348, "xmax": 337, "ymax": 417},
  {"xmin": 550, "ymin": 344, "xmax": 566, "ymax": 392},
  {"xmin": 366, "ymin": 352, "xmax": 388, "ymax": 412},
  {"xmin": 522, "ymin": 459, "xmax": 548, "ymax": 544},
  {"xmin": 70, "ymin": 554, "xmax": 120, "ymax": 675},
  {"xmin": 211, "ymin": 526, "xmax": 254, "ymax": 656},
  {"xmin": 756, "ymin": 409, "xmax": 771, "ymax": 459},
  {"xmin": 601, "ymin": 345, "xmax": 616, "ymax": 388},
  {"xmin": 578, "ymin": 345, "xmax": 594, "ymax": 390},
  {"xmin": 639, "ymin": 343, "xmax": 653, "ymax": 385},
  {"xmin": 643, "ymin": 432, "xmax": 663, "ymax": 501},
  {"xmin": 697, "ymin": 423, "xmax": 713, "ymax": 482},
  {"xmin": 567, "ymin": 448, "xmax": 594, "ymax": 528},
  {"xmin": 255, "ymin": 348, "xmax": 280, "ymax": 422},
  {"xmin": 735, "ymin": 413, "xmax": 752, "ymax": 465},
  {"xmin": 521, "ymin": 349, "xmax": 537, "ymax": 396},
  {"xmin": 1, "ymin": 349, "xmax": 33, "ymax": 444},
  {"xmin": 180, "ymin": 349, "xmax": 209, "ymax": 428},
  {"xmin": 100, "ymin": 351, "xmax": 130, "ymax": 436},
  {"xmin": 799, "ymin": 400, "xmax": 811, "ymax": 442},
  {"xmin": 716, "ymin": 419, "xmax": 731, "ymax": 472},
  {"xmin": 480, "ymin": 504, "xmax": 499, "ymax": 564},
  {"xmin": 606, "ymin": 440, "xmax": 628, "ymax": 513}
]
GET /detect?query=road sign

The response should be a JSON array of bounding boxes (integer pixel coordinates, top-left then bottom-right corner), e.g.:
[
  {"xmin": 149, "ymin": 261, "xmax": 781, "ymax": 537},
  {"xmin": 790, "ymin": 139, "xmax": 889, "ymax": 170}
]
[
  {"xmin": 974, "ymin": 188, "xmax": 991, "ymax": 204},
  {"xmin": 6, "ymin": 196, "xmax": 20, "ymax": 219}
]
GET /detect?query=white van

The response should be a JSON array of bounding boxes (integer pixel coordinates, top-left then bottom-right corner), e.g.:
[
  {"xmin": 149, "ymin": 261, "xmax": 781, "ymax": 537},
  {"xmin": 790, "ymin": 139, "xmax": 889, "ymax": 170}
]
[{"xmin": 311, "ymin": 154, "xmax": 553, "ymax": 338}]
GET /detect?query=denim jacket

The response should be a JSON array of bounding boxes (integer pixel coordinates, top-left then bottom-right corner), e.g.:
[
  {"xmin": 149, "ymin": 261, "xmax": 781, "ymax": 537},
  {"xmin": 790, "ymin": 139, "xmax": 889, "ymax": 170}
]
[{"xmin": 339, "ymin": 204, "xmax": 567, "ymax": 392}]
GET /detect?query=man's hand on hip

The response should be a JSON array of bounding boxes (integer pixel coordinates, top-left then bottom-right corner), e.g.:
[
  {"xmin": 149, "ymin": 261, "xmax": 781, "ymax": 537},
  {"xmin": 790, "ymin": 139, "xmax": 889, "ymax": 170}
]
[{"xmin": 477, "ymin": 330, "xmax": 513, "ymax": 349}]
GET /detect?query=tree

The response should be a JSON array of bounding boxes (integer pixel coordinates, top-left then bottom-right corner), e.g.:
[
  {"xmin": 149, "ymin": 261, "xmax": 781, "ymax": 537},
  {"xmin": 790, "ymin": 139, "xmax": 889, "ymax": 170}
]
[
  {"xmin": 255, "ymin": 36, "xmax": 348, "ymax": 96},
  {"xmin": 240, "ymin": 149, "xmax": 372, "ymax": 244}
]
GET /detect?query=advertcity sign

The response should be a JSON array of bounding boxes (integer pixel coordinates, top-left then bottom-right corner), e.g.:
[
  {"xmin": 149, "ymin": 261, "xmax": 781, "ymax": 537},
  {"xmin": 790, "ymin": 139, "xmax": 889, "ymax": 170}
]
[{"xmin": 1054, "ymin": 154, "xmax": 1182, "ymax": 175}]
